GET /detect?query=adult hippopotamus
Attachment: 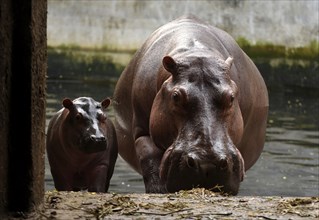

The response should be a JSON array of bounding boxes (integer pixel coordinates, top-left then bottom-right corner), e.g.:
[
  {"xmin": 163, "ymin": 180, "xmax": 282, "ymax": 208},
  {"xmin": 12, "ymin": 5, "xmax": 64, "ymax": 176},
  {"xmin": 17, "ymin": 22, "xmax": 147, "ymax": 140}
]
[
  {"xmin": 113, "ymin": 16, "xmax": 268, "ymax": 194},
  {"xmin": 46, "ymin": 97, "xmax": 118, "ymax": 192}
]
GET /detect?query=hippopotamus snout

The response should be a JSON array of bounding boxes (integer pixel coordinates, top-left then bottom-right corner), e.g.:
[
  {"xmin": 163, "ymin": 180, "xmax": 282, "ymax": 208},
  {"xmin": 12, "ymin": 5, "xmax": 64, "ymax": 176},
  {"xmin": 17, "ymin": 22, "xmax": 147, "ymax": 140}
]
[
  {"xmin": 89, "ymin": 134, "xmax": 107, "ymax": 143},
  {"xmin": 160, "ymin": 144, "xmax": 245, "ymax": 194},
  {"xmin": 80, "ymin": 133, "xmax": 108, "ymax": 154}
]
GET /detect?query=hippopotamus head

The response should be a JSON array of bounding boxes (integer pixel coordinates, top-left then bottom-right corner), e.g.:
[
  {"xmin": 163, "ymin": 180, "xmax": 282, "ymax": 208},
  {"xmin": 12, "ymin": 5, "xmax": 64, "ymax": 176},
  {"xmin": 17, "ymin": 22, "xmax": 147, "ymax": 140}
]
[
  {"xmin": 150, "ymin": 54, "xmax": 245, "ymax": 194},
  {"xmin": 62, "ymin": 97, "xmax": 111, "ymax": 154}
]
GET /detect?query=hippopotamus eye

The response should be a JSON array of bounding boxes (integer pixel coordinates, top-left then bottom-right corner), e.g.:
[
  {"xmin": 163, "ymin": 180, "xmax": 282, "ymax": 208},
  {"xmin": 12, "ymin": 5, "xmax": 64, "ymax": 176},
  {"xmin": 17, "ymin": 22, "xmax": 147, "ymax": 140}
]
[
  {"xmin": 171, "ymin": 88, "xmax": 188, "ymax": 109},
  {"xmin": 230, "ymin": 94, "xmax": 235, "ymax": 104},
  {"xmin": 223, "ymin": 92, "xmax": 234, "ymax": 108},
  {"xmin": 98, "ymin": 113, "xmax": 107, "ymax": 122},
  {"xmin": 75, "ymin": 113, "xmax": 83, "ymax": 120},
  {"xmin": 226, "ymin": 93, "xmax": 235, "ymax": 108},
  {"xmin": 216, "ymin": 91, "xmax": 235, "ymax": 110},
  {"xmin": 172, "ymin": 91, "xmax": 180, "ymax": 102}
]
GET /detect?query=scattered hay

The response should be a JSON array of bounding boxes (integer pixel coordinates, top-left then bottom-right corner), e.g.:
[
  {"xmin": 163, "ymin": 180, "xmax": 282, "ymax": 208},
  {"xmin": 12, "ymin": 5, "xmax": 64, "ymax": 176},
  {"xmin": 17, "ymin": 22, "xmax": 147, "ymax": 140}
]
[{"xmin": 9, "ymin": 189, "xmax": 317, "ymax": 219}]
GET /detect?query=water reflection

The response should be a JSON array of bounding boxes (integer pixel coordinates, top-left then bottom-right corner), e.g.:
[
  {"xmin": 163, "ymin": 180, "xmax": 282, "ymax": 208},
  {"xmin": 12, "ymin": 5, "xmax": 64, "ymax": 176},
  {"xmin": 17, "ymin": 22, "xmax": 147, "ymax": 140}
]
[{"xmin": 45, "ymin": 80, "xmax": 319, "ymax": 196}]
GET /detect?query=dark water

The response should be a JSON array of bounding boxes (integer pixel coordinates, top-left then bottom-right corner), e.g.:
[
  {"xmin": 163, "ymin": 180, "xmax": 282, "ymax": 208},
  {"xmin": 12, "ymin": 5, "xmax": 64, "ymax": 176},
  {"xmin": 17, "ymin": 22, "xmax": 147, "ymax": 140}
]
[{"xmin": 45, "ymin": 79, "xmax": 319, "ymax": 196}]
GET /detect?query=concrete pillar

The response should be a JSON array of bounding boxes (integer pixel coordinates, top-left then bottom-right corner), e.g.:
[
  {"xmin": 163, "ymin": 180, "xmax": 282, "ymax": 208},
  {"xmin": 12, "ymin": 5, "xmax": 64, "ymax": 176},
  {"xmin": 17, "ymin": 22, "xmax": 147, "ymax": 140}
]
[{"xmin": 0, "ymin": 0, "xmax": 47, "ymax": 213}]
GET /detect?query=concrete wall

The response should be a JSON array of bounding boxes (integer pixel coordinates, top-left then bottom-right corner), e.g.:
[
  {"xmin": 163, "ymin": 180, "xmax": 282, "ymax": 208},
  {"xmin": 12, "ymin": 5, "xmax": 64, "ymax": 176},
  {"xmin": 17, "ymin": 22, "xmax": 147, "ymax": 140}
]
[{"xmin": 48, "ymin": 0, "xmax": 319, "ymax": 50}]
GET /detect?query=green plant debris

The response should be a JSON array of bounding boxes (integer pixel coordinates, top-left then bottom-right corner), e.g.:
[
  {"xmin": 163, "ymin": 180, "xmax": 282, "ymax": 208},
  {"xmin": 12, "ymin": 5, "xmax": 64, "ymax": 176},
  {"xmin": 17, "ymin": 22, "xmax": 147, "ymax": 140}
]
[
  {"xmin": 84, "ymin": 195, "xmax": 139, "ymax": 218},
  {"xmin": 277, "ymin": 197, "xmax": 319, "ymax": 218},
  {"xmin": 175, "ymin": 186, "xmax": 224, "ymax": 200},
  {"xmin": 81, "ymin": 193, "xmax": 190, "ymax": 219}
]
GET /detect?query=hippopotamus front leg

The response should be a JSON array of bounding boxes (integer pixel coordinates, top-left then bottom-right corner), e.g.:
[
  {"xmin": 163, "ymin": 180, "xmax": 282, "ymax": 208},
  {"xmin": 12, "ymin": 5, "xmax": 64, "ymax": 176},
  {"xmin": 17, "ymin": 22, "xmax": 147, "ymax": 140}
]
[
  {"xmin": 86, "ymin": 165, "xmax": 108, "ymax": 192},
  {"xmin": 50, "ymin": 168, "xmax": 74, "ymax": 191},
  {"xmin": 135, "ymin": 136, "xmax": 167, "ymax": 193}
]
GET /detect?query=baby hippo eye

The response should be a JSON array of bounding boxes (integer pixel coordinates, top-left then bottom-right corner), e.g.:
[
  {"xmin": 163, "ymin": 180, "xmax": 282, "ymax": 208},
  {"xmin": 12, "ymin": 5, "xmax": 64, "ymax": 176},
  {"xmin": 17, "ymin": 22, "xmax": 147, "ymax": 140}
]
[
  {"xmin": 75, "ymin": 113, "xmax": 82, "ymax": 120},
  {"xmin": 98, "ymin": 113, "xmax": 107, "ymax": 122}
]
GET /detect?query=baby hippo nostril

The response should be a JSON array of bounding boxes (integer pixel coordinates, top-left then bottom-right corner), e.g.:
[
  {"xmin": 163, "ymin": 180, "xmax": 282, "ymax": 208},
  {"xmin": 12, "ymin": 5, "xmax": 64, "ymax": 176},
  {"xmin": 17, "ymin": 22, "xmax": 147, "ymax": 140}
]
[
  {"xmin": 90, "ymin": 135, "xmax": 106, "ymax": 142},
  {"xmin": 186, "ymin": 156, "xmax": 197, "ymax": 169},
  {"xmin": 219, "ymin": 158, "xmax": 228, "ymax": 170}
]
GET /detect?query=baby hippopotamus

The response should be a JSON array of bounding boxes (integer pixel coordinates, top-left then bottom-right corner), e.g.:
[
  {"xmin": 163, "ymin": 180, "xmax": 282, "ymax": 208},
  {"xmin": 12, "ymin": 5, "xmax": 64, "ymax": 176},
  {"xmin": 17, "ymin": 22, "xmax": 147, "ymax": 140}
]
[{"xmin": 46, "ymin": 97, "xmax": 118, "ymax": 192}]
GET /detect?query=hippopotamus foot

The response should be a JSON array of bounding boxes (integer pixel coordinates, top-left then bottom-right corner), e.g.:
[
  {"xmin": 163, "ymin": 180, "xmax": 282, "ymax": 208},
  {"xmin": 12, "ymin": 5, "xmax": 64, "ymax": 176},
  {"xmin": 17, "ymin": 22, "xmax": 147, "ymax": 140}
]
[
  {"xmin": 135, "ymin": 136, "xmax": 168, "ymax": 193},
  {"xmin": 50, "ymin": 170, "xmax": 73, "ymax": 191},
  {"xmin": 143, "ymin": 172, "xmax": 167, "ymax": 193}
]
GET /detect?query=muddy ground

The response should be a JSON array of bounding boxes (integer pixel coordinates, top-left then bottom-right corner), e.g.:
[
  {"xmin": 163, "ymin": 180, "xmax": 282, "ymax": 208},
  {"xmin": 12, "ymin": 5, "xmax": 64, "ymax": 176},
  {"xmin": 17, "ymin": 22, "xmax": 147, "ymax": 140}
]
[{"xmin": 5, "ymin": 188, "xmax": 319, "ymax": 219}]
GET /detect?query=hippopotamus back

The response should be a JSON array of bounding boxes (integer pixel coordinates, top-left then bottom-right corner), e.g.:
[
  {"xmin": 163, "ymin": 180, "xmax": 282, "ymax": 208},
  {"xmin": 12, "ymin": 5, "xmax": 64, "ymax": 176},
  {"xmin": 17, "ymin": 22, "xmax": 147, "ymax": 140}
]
[
  {"xmin": 113, "ymin": 15, "xmax": 268, "ymax": 194},
  {"xmin": 46, "ymin": 97, "xmax": 118, "ymax": 192}
]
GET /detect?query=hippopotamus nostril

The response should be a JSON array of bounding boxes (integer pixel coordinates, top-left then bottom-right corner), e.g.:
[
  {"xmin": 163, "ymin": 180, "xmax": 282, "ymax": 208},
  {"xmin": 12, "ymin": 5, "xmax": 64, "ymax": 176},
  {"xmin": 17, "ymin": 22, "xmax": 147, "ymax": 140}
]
[
  {"xmin": 186, "ymin": 156, "xmax": 197, "ymax": 169},
  {"xmin": 219, "ymin": 158, "xmax": 228, "ymax": 170},
  {"xmin": 98, "ymin": 137, "xmax": 106, "ymax": 143},
  {"xmin": 90, "ymin": 135, "xmax": 106, "ymax": 143}
]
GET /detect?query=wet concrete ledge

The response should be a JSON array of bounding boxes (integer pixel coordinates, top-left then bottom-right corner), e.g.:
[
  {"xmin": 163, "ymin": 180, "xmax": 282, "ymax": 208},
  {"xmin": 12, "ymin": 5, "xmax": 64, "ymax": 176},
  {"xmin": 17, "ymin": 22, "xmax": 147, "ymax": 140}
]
[{"xmin": 5, "ymin": 189, "xmax": 319, "ymax": 220}]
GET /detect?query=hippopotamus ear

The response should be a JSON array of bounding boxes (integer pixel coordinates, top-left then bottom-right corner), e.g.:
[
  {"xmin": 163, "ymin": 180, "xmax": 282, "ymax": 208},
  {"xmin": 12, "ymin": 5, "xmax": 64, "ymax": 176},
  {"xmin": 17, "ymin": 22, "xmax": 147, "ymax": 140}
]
[
  {"xmin": 101, "ymin": 98, "xmax": 111, "ymax": 110},
  {"xmin": 225, "ymin": 57, "xmax": 234, "ymax": 69},
  {"xmin": 162, "ymin": 56, "xmax": 178, "ymax": 75},
  {"xmin": 62, "ymin": 98, "xmax": 75, "ymax": 110}
]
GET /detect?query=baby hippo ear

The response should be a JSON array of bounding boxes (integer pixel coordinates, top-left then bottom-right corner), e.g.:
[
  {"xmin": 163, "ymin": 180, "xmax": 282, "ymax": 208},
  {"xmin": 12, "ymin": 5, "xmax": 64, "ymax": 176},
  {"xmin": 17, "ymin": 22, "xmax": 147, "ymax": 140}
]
[
  {"xmin": 162, "ymin": 56, "xmax": 178, "ymax": 75},
  {"xmin": 101, "ymin": 98, "xmax": 111, "ymax": 110},
  {"xmin": 62, "ymin": 98, "xmax": 74, "ymax": 110}
]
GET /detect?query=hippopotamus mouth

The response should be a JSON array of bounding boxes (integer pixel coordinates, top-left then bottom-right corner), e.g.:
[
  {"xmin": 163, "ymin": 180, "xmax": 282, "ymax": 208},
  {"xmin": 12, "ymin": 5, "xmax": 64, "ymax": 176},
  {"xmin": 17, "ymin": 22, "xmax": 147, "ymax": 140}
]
[
  {"xmin": 78, "ymin": 136, "xmax": 107, "ymax": 154},
  {"xmin": 159, "ymin": 145, "xmax": 245, "ymax": 195}
]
